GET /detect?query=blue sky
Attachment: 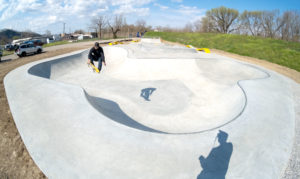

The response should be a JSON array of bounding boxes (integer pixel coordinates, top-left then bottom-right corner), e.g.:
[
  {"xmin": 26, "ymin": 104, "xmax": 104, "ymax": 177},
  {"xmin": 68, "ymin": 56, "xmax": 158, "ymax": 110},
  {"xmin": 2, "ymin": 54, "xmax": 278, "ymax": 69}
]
[{"xmin": 0, "ymin": 0, "xmax": 299, "ymax": 34}]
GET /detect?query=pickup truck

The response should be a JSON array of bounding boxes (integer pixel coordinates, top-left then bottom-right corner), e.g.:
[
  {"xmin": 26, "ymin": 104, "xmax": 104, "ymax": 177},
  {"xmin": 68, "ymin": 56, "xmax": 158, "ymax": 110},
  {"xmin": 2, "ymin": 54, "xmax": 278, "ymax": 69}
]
[{"xmin": 15, "ymin": 43, "xmax": 43, "ymax": 57}]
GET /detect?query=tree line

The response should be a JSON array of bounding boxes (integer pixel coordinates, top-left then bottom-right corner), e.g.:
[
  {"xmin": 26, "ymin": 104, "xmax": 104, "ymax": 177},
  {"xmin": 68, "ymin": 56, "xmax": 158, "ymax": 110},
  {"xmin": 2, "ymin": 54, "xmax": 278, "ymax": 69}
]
[
  {"xmin": 88, "ymin": 15, "xmax": 151, "ymax": 39},
  {"xmin": 170, "ymin": 6, "xmax": 300, "ymax": 42}
]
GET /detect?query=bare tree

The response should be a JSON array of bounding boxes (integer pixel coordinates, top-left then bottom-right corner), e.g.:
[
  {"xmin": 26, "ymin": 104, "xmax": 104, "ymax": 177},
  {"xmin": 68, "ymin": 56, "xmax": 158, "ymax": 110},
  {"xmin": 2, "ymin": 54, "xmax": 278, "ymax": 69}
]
[
  {"xmin": 90, "ymin": 15, "xmax": 107, "ymax": 39},
  {"xmin": 240, "ymin": 10, "xmax": 263, "ymax": 36},
  {"xmin": 89, "ymin": 23, "xmax": 98, "ymax": 38},
  {"xmin": 260, "ymin": 10, "xmax": 285, "ymax": 38},
  {"xmin": 107, "ymin": 15, "xmax": 126, "ymax": 39},
  {"xmin": 279, "ymin": 10, "xmax": 300, "ymax": 41},
  {"xmin": 183, "ymin": 22, "xmax": 194, "ymax": 32},
  {"xmin": 45, "ymin": 30, "xmax": 51, "ymax": 36},
  {"xmin": 193, "ymin": 19, "xmax": 202, "ymax": 32},
  {"xmin": 206, "ymin": 6, "xmax": 239, "ymax": 33},
  {"xmin": 199, "ymin": 16, "xmax": 215, "ymax": 33},
  {"xmin": 74, "ymin": 29, "xmax": 85, "ymax": 34},
  {"xmin": 289, "ymin": 11, "xmax": 300, "ymax": 41},
  {"xmin": 136, "ymin": 19, "xmax": 147, "ymax": 32}
]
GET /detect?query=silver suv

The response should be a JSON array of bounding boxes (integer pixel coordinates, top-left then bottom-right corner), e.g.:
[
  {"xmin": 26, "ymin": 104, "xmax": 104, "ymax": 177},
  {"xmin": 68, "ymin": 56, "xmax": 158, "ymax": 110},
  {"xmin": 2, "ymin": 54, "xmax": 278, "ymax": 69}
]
[{"xmin": 15, "ymin": 43, "xmax": 43, "ymax": 57}]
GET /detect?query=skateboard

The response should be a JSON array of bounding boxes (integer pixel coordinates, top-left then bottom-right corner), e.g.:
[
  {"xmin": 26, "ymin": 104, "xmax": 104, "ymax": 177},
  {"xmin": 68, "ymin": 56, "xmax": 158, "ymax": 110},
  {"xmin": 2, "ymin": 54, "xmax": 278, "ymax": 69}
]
[{"xmin": 88, "ymin": 63, "xmax": 100, "ymax": 73}]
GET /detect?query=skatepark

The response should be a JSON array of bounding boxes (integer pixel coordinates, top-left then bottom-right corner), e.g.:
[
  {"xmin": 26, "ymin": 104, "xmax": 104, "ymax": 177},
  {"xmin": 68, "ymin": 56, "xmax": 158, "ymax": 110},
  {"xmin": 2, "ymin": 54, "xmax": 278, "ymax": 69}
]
[{"xmin": 4, "ymin": 38, "xmax": 300, "ymax": 178}]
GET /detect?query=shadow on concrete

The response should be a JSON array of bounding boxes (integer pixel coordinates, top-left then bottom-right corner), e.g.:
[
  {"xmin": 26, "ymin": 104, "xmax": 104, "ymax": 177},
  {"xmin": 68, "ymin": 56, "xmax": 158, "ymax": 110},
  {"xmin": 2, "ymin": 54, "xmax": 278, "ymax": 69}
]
[
  {"xmin": 197, "ymin": 130, "xmax": 233, "ymax": 179},
  {"xmin": 140, "ymin": 88, "xmax": 156, "ymax": 101},
  {"xmin": 28, "ymin": 52, "xmax": 83, "ymax": 79},
  {"xmin": 28, "ymin": 51, "xmax": 166, "ymax": 134},
  {"xmin": 85, "ymin": 92, "xmax": 165, "ymax": 134}
]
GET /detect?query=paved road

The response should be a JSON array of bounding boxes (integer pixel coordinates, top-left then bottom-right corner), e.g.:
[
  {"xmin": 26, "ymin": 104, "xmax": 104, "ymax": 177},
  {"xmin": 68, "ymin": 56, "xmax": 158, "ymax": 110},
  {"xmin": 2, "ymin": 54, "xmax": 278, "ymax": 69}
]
[{"xmin": 1, "ymin": 38, "xmax": 134, "ymax": 62}]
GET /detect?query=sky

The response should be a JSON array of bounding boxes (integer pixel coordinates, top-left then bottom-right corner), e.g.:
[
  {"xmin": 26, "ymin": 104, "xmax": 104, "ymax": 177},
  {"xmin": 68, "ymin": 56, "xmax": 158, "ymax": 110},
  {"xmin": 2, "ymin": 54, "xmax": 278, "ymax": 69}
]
[{"xmin": 0, "ymin": 0, "xmax": 299, "ymax": 34}]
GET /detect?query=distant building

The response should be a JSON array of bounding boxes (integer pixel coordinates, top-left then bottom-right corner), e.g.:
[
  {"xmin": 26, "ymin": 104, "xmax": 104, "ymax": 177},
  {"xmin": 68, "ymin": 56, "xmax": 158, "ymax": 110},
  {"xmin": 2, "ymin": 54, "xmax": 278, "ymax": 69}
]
[
  {"xmin": 78, "ymin": 34, "xmax": 92, "ymax": 40},
  {"xmin": 46, "ymin": 35, "xmax": 61, "ymax": 44},
  {"xmin": 12, "ymin": 37, "xmax": 32, "ymax": 45}
]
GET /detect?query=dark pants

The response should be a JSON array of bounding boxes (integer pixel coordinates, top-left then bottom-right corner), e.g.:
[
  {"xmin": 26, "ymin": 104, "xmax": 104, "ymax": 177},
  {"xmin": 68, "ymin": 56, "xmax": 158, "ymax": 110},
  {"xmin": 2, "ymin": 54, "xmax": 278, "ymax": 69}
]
[{"xmin": 91, "ymin": 57, "xmax": 102, "ymax": 71}]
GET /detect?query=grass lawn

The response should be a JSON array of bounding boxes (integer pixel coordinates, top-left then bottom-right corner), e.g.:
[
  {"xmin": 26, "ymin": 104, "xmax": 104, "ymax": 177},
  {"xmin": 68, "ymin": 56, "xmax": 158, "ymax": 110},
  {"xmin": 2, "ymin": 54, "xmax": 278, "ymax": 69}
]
[
  {"xmin": 2, "ymin": 50, "xmax": 14, "ymax": 56},
  {"xmin": 42, "ymin": 40, "xmax": 70, "ymax": 48},
  {"xmin": 145, "ymin": 32, "xmax": 300, "ymax": 72}
]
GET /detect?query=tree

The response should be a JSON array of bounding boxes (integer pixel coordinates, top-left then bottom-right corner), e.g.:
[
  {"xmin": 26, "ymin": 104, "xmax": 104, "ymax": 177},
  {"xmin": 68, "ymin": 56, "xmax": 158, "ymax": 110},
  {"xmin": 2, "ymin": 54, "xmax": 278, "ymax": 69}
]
[
  {"xmin": 91, "ymin": 15, "xmax": 107, "ymax": 39},
  {"xmin": 136, "ymin": 19, "xmax": 146, "ymax": 32},
  {"xmin": 240, "ymin": 11, "xmax": 263, "ymax": 36},
  {"xmin": 45, "ymin": 30, "xmax": 52, "ymax": 36},
  {"xmin": 206, "ymin": 6, "xmax": 239, "ymax": 33},
  {"xmin": 193, "ymin": 19, "xmax": 202, "ymax": 32},
  {"xmin": 0, "ymin": 36, "xmax": 9, "ymax": 45},
  {"xmin": 199, "ymin": 16, "xmax": 215, "ymax": 33},
  {"xmin": 279, "ymin": 10, "xmax": 300, "ymax": 41},
  {"xmin": 74, "ymin": 29, "xmax": 85, "ymax": 34},
  {"xmin": 107, "ymin": 15, "xmax": 126, "ymax": 39},
  {"xmin": 260, "ymin": 10, "xmax": 284, "ymax": 38},
  {"xmin": 13, "ymin": 36, "xmax": 20, "ymax": 40},
  {"xmin": 183, "ymin": 22, "xmax": 194, "ymax": 32}
]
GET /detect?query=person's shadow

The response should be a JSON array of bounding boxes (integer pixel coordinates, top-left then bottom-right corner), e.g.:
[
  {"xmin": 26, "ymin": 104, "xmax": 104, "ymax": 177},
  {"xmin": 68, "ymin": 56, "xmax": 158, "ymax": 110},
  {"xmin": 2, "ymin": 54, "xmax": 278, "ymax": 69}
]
[
  {"xmin": 140, "ymin": 88, "xmax": 156, "ymax": 101},
  {"xmin": 197, "ymin": 130, "xmax": 233, "ymax": 179}
]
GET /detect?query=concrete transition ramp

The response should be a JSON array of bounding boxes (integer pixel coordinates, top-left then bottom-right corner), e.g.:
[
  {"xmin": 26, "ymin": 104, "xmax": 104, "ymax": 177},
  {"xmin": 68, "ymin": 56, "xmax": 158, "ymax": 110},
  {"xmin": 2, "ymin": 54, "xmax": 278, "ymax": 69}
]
[{"xmin": 4, "ymin": 39, "xmax": 300, "ymax": 178}]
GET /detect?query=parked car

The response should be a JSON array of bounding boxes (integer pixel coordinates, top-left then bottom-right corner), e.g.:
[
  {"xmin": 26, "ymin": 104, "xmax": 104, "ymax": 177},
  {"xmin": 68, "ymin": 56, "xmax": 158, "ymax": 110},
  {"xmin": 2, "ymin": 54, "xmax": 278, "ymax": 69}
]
[
  {"xmin": 15, "ymin": 43, "xmax": 43, "ymax": 57},
  {"xmin": 24, "ymin": 39, "xmax": 44, "ymax": 46},
  {"xmin": 4, "ymin": 44, "xmax": 16, "ymax": 51}
]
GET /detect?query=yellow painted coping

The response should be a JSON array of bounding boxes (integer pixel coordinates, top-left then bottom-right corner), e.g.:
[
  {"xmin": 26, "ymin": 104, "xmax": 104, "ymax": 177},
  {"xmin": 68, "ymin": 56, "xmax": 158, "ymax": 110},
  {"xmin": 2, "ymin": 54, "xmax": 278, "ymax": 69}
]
[{"xmin": 196, "ymin": 48, "xmax": 211, "ymax": 53}]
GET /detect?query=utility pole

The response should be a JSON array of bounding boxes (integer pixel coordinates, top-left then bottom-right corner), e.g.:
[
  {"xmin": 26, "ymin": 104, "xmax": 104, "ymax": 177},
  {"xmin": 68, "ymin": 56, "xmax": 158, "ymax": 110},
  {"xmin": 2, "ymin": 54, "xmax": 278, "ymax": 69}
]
[{"xmin": 63, "ymin": 22, "xmax": 66, "ymax": 34}]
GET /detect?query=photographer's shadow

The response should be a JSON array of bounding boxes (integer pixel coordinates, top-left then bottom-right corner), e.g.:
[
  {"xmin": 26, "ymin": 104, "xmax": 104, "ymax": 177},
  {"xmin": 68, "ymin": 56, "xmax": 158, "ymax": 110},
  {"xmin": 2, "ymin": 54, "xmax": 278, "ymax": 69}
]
[{"xmin": 197, "ymin": 130, "xmax": 233, "ymax": 179}]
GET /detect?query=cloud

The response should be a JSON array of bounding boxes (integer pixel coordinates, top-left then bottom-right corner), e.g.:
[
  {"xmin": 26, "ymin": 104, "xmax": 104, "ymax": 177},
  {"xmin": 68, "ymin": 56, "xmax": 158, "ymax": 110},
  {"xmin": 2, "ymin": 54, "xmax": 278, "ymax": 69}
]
[
  {"xmin": 112, "ymin": 0, "xmax": 154, "ymax": 16},
  {"xmin": 0, "ymin": 0, "xmax": 204, "ymax": 33},
  {"xmin": 113, "ymin": 4, "xmax": 150, "ymax": 16},
  {"xmin": 148, "ymin": 4, "xmax": 206, "ymax": 28},
  {"xmin": 154, "ymin": 3, "xmax": 169, "ymax": 10},
  {"xmin": 171, "ymin": 0, "xmax": 183, "ymax": 3},
  {"xmin": 111, "ymin": 0, "xmax": 154, "ymax": 6},
  {"xmin": 0, "ymin": 0, "xmax": 43, "ymax": 20},
  {"xmin": 0, "ymin": 0, "xmax": 8, "ymax": 11},
  {"xmin": 176, "ymin": 5, "xmax": 205, "ymax": 16}
]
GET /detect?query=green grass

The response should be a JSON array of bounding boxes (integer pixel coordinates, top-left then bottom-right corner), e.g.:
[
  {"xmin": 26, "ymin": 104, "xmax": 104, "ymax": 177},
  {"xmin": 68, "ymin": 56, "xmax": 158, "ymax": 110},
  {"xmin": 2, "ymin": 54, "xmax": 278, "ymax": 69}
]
[
  {"xmin": 42, "ymin": 38, "xmax": 106, "ymax": 47},
  {"xmin": 42, "ymin": 40, "xmax": 70, "ymax": 47},
  {"xmin": 145, "ymin": 32, "xmax": 300, "ymax": 72},
  {"xmin": 3, "ymin": 50, "xmax": 14, "ymax": 56}
]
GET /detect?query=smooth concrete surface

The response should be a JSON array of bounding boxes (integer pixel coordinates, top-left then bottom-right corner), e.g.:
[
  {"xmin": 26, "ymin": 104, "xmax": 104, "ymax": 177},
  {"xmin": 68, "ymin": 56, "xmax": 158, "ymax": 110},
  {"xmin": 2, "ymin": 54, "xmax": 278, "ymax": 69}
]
[{"xmin": 4, "ymin": 39, "xmax": 300, "ymax": 178}]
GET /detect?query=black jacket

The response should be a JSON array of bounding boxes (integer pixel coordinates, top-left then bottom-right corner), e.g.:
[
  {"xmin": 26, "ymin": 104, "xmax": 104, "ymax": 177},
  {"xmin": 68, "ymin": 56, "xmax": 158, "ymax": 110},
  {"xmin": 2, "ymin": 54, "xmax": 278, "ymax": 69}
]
[{"xmin": 88, "ymin": 47, "xmax": 105, "ymax": 62}]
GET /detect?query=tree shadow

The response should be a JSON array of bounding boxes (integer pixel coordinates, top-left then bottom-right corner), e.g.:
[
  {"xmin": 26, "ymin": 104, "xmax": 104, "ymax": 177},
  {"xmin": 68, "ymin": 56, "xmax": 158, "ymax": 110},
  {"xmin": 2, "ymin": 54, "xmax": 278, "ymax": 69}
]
[
  {"xmin": 197, "ymin": 130, "xmax": 233, "ymax": 179},
  {"xmin": 140, "ymin": 88, "xmax": 156, "ymax": 101}
]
